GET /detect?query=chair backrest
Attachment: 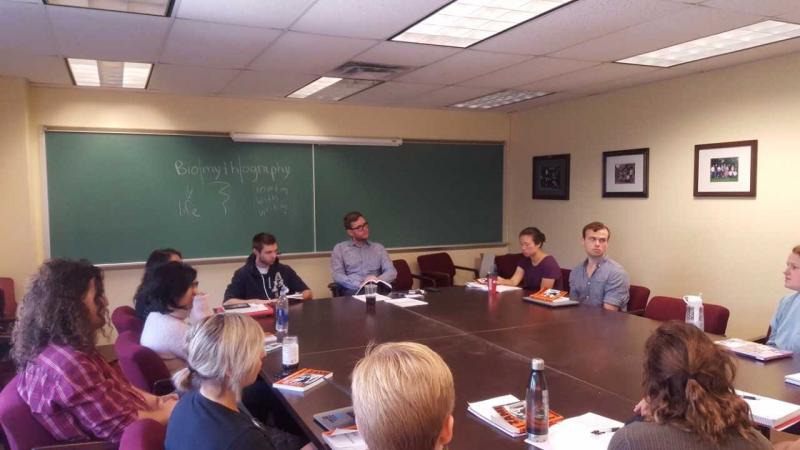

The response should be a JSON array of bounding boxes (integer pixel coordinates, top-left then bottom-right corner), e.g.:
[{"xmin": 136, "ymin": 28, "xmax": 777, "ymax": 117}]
[
  {"xmin": 111, "ymin": 306, "xmax": 144, "ymax": 336},
  {"xmin": 628, "ymin": 285, "xmax": 651, "ymax": 313},
  {"xmin": 114, "ymin": 331, "xmax": 172, "ymax": 394},
  {"xmin": 119, "ymin": 418, "xmax": 166, "ymax": 450},
  {"xmin": 494, "ymin": 253, "xmax": 523, "ymax": 279},
  {"xmin": 561, "ymin": 268, "xmax": 571, "ymax": 293},
  {"xmin": 644, "ymin": 296, "xmax": 731, "ymax": 335},
  {"xmin": 0, "ymin": 375, "xmax": 60, "ymax": 450},
  {"xmin": 392, "ymin": 259, "xmax": 413, "ymax": 291},
  {"xmin": 0, "ymin": 277, "xmax": 16, "ymax": 318},
  {"xmin": 417, "ymin": 252, "xmax": 456, "ymax": 287}
]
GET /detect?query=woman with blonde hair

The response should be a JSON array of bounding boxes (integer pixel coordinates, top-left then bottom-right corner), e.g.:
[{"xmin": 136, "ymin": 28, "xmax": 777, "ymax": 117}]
[
  {"xmin": 165, "ymin": 314, "xmax": 311, "ymax": 450},
  {"xmin": 609, "ymin": 321, "xmax": 770, "ymax": 450}
]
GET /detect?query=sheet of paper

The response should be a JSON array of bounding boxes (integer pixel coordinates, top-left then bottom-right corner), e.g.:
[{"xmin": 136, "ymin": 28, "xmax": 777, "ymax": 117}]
[
  {"xmin": 466, "ymin": 282, "xmax": 522, "ymax": 292},
  {"xmin": 286, "ymin": 293, "xmax": 304, "ymax": 300},
  {"xmin": 384, "ymin": 297, "xmax": 428, "ymax": 307},
  {"xmin": 527, "ymin": 413, "xmax": 623, "ymax": 450}
]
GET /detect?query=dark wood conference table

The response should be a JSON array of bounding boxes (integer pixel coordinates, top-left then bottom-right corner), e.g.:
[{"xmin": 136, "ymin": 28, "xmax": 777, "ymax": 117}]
[{"xmin": 259, "ymin": 287, "xmax": 800, "ymax": 449}]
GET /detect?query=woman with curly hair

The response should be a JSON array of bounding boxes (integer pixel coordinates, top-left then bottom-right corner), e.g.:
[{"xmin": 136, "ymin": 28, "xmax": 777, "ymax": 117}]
[
  {"xmin": 12, "ymin": 259, "xmax": 177, "ymax": 443},
  {"xmin": 138, "ymin": 261, "xmax": 208, "ymax": 373},
  {"xmin": 609, "ymin": 321, "xmax": 770, "ymax": 450}
]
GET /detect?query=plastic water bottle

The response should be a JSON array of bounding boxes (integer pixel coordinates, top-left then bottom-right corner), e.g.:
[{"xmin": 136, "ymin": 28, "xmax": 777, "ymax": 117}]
[
  {"xmin": 683, "ymin": 294, "xmax": 704, "ymax": 331},
  {"xmin": 525, "ymin": 358, "xmax": 549, "ymax": 443},
  {"xmin": 274, "ymin": 273, "xmax": 289, "ymax": 333}
]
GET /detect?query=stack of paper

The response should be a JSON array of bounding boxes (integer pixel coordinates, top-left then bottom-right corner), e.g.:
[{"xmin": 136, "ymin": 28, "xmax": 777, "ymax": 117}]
[
  {"xmin": 384, "ymin": 297, "xmax": 428, "ymax": 307},
  {"xmin": 527, "ymin": 413, "xmax": 623, "ymax": 450}
]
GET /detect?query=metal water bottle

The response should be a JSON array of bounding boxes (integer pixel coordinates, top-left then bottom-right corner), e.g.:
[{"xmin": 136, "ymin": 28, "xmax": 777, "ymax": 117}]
[{"xmin": 525, "ymin": 358, "xmax": 549, "ymax": 442}]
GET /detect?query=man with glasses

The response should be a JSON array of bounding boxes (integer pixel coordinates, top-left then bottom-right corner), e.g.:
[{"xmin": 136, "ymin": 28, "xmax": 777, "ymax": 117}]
[
  {"xmin": 331, "ymin": 211, "xmax": 397, "ymax": 296},
  {"xmin": 224, "ymin": 232, "xmax": 313, "ymax": 304}
]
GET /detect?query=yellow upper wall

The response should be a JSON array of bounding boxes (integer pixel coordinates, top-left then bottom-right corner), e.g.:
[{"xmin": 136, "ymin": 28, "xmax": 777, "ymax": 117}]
[{"xmin": 508, "ymin": 52, "xmax": 800, "ymax": 339}]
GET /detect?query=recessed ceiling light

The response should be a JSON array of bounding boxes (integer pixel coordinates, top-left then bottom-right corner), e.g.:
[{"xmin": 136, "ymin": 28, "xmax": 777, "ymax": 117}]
[
  {"xmin": 287, "ymin": 77, "xmax": 383, "ymax": 101},
  {"xmin": 392, "ymin": 0, "xmax": 575, "ymax": 48},
  {"xmin": 44, "ymin": 0, "xmax": 173, "ymax": 16},
  {"xmin": 617, "ymin": 20, "xmax": 800, "ymax": 67},
  {"xmin": 451, "ymin": 89, "xmax": 551, "ymax": 109},
  {"xmin": 66, "ymin": 58, "xmax": 153, "ymax": 89}
]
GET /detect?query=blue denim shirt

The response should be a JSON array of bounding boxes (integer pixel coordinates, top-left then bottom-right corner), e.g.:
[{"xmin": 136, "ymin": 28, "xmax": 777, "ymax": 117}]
[
  {"xmin": 768, "ymin": 292, "xmax": 800, "ymax": 352},
  {"xmin": 569, "ymin": 256, "xmax": 629, "ymax": 310},
  {"xmin": 331, "ymin": 240, "xmax": 397, "ymax": 294}
]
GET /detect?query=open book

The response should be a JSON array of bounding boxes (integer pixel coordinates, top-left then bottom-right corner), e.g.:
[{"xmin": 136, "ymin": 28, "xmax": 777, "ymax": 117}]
[
  {"xmin": 466, "ymin": 281, "xmax": 522, "ymax": 293},
  {"xmin": 715, "ymin": 338, "xmax": 792, "ymax": 362},
  {"xmin": 736, "ymin": 390, "xmax": 800, "ymax": 430},
  {"xmin": 354, "ymin": 279, "xmax": 393, "ymax": 295}
]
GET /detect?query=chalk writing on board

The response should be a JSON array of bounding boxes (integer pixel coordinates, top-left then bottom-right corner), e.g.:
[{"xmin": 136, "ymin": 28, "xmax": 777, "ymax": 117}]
[
  {"xmin": 178, "ymin": 186, "xmax": 200, "ymax": 218},
  {"xmin": 210, "ymin": 181, "xmax": 231, "ymax": 215},
  {"xmin": 255, "ymin": 184, "xmax": 289, "ymax": 216},
  {"xmin": 174, "ymin": 158, "xmax": 291, "ymax": 184}
]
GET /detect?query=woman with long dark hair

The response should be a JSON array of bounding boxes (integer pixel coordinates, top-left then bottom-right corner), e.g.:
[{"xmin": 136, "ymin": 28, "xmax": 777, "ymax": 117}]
[
  {"xmin": 12, "ymin": 259, "xmax": 176, "ymax": 443},
  {"xmin": 609, "ymin": 321, "xmax": 770, "ymax": 450}
]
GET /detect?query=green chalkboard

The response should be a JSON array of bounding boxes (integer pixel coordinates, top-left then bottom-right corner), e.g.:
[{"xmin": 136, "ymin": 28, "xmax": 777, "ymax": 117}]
[
  {"xmin": 46, "ymin": 132, "xmax": 314, "ymax": 263},
  {"xmin": 314, "ymin": 142, "xmax": 504, "ymax": 251},
  {"xmin": 45, "ymin": 133, "xmax": 504, "ymax": 263}
]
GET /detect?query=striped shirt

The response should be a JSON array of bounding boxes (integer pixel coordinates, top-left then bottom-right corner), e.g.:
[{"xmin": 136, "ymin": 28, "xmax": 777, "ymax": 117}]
[{"xmin": 17, "ymin": 344, "xmax": 146, "ymax": 443}]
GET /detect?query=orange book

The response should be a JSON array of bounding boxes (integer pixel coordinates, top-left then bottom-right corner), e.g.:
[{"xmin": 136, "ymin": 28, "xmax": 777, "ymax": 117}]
[
  {"xmin": 491, "ymin": 401, "xmax": 565, "ymax": 435},
  {"xmin": 530, "ymin": 288, "xmax": 568, "ymax": 302},
  {"xmin": 273, "ymin": 368, "xmax": 333, "ymax": 393}
]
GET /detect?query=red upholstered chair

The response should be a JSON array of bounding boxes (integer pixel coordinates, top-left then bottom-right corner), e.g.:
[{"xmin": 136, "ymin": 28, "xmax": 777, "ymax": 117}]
[
  {"xmin": 494, "ymin": 253, "xmax": 524, "ymax": 279},
  {"xmin": 627, "ymin": 285, "xmax": 651, "ymax": 316},
  {"xmin": 0, "ymin": 277, "xmax": 16, "ymax": 318},
  {"xmin": 561, "ymin": 268, "xmax": 571, "ymax": 293},
  {"xmin": 391, "ymin": 259, "xmax": 435, "ymax": 291},
  {"xmin": 111, "ymin": 306, "xmax": 144, "ymax": 336},
  {"xmin": 114, "ymin": 331, "xmax": 173, "ymax": 395},
  {"xmin": 0, "ymin": 375, "xmax": 154, "ymax": 450},
  {"xmin": 644, "ymin": 296, "xmax": 731, "ymax": 335},
  {"xmin": 417, "ymin": 252, "xmax": 479, "ymax": 288}
]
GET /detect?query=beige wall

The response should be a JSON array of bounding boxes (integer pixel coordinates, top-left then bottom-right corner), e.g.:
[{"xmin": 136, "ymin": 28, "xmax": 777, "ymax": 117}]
[
  {"xmin": 508, "ymin": 52, "xmax": 800, "ymax": 339},
  {"xmin": 1, "ymin": 84, "xmax": 509, "ymax": 342}
]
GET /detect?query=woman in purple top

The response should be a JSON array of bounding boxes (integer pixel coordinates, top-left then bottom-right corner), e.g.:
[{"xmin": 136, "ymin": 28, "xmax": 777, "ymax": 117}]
[{"xmin": 497, "ymin": 227, "xmax": 562, "ymax": 291}]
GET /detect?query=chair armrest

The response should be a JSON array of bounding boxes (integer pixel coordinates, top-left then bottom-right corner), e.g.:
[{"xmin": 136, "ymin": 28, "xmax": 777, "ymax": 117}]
[
  {"xmin": 410, "ymin": 273, "xmax": 438, "ymax": 287},
  {"xmin": 453, "ymin": 265, "xmax": 479, "ymax": 278},
  {"xmin": 34, "ymin": 441, "xmax": 116, "ymax": 450},
  {"xmin": 627, "ymin": 309, "xmax": 645, "ymax": 316},
  {"xmin": 421, "ymin": 271, "xmax": 452, "ymax": 283},
  {"xmin": 750, "ymin": 335, "xmax": 769, "ymax": 344},
  {"xmin": 327, "ymin": 282, "xmax": 342, "ymax": 297},
  {"xmin": 153, "ymin": 378, "xmax": 175, "ymax": 396}
]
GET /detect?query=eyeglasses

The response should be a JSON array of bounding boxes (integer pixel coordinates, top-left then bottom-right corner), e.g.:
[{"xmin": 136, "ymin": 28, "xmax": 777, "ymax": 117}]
[{"xmin": 350, "ymin": 222, "xmax": 369, "ymax": 231}]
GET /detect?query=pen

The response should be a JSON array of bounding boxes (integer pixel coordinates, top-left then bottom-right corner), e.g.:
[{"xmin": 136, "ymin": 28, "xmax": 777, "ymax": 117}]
[
  {"xmin": 591, "ymin": 427, "xmax": 620, "ymax": 435},
  {"xmin": 740, "ymin": 395, "xmax": 758, "ymax": 400}
]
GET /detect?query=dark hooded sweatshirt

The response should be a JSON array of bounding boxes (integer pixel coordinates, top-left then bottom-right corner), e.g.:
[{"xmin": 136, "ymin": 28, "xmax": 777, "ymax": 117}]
[{"xmin": 223, "ymin": 254, "xmax": 309, "ymax": 301}]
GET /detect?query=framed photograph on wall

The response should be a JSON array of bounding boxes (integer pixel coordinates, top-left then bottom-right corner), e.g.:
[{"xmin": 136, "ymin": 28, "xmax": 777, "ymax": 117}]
[
  {"xmin": 602, "ymin": 148, "xmax": 649, "ymax": 198},
  {"xmin": 694, "ymin": 140, "xmax": 757, "ymax": 197},
  {"xmin": 532, "ymin": 154, "xmax": 570, "ymax": 200}
]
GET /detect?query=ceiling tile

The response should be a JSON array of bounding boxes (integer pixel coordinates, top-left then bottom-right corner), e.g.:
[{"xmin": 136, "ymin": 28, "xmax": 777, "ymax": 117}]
[
  {"xmin": 290, "ymin": 0, "xmax": 451, "ymax": 39},
  {"xmin": 398, "ymin": 50, "xmax": 531, "ymax": 84},
  {"xmin": 249, "ymin": 32, "xmax": 377, "ymax": 74},
  {"xmin": 160, "ymin": 19, "xmax": 281, "ymax": 69},
  {"xmin": 342, "ymin": 81, "xmax": 442, "ymax": 105},
  {"xmin": 221, "ymin": 70, "xmax": 319, "ymax": 98},
  {"xmin": 397, "ymin": 85, "xmax": 498, "ymax": 108},
  {"xmin": 500, "ymin": 91, "xmax": 583, "ymax": 112},
  {"xmin": 0, "ymin": 52, "xmax": 71, "ymax": 84},
  {"xmin": 702, "ymin": 0, "xmax": 800, "ymax": 17},
  {"xmin": 520, "ymin": 63, "xmax": 658, "ymax": 92},
  {"xmin": 48, "ymin": 5, "xmax": 171, "ymax": 61},
  {"xmin": 461, "ymin": 57, "xmax": 597, "ymax": 88},
  {"xmin": 148, "ymin": 64, "xmax": 240, "ymax": 94},
  {"xmin": 175, "ymin": 0, "xmax": 317, "ymax": 29},
  {"xmin": 473, "ymin": 0, "xmax": 690, "ymax": 56},
  {"xmin": 0, "ymin": 2, "xmax": 56, "ymax": 55},
  {"xmin": 353, "ymin": 41, "xmax": 459, "ymax": 67},
  {"xmin": 552, "ymin": 5, "xmax": 763, "ymax": 62}
]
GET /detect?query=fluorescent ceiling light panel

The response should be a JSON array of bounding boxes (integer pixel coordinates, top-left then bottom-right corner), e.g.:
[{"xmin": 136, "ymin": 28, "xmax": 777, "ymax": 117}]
[
  {"xmin": 392, "ymin": 0, "xmax": 574, "ymax": 48},
  {"xmin": 44, "ymin": 0, "xmax": 172, "ymax": 16},
  {"xmin": 67, "ymin": 58, "xmax": 152, "ymax": 89},
  {"xmin": 451, "ymin": 89, "xmax": 550, "ymax": 109},
  {"xmin": 287, "ymin": 77, "xmax": 382, "ymax": 101},
  {"xmin": 617, "ymin": 20, "xmax": 800, "ymax": 67}
]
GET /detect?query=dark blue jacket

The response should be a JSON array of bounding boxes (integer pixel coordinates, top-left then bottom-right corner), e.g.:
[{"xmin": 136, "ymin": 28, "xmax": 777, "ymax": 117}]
[{"xmin": 223, "ymin": 254, "xmax": 308, "ymax": 301}]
